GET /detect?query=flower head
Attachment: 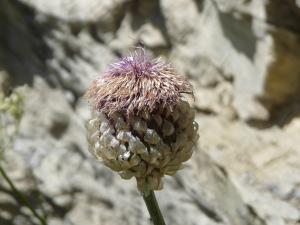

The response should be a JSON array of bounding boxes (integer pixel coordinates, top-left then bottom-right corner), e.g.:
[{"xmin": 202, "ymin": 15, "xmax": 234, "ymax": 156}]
[{"xmin": 86, "ymin": 49, "xmax": 198, "ymax": 193}]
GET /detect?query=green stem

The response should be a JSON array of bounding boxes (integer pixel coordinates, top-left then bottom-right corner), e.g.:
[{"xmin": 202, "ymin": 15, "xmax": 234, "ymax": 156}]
[
  {"xmin": 0, "ymin": 164, "xmax": 47, "ymax": 225},
  {"xmin": 143, "ymin": 191, "xmax": 166, "ymax": 225}
]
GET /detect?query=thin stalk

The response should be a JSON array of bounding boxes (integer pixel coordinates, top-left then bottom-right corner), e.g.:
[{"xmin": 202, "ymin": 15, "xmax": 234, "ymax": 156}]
[
  {"xmin": 143, "ymin": 190, "xmax": 166, "ymax": 225},
  {"xmin": 0, "ymin": 164, "xmax": 47, "ymax": 225}
]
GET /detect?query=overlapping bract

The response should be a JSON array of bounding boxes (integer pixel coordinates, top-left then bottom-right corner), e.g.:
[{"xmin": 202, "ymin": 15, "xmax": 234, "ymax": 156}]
[{"xmin": 86, "ymin": 101, "xmax": 198, "ymax": 192}]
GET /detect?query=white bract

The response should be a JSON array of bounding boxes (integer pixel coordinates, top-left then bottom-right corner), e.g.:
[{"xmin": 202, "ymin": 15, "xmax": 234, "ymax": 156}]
[{"xmin": 86, "ymin": 100, "xmax": 198, "ymax": 193}]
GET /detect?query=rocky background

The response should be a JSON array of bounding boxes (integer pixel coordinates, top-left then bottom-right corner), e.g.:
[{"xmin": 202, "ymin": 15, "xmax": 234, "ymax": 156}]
[{"xmin": 1, "ymin": 0, "xmax": 300, "ymax": 225}]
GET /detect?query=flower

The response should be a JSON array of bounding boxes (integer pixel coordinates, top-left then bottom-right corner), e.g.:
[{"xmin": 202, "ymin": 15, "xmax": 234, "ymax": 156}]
[{"xmin": 86, "ymin": 48, "xmax": 198, "ymax": 193}]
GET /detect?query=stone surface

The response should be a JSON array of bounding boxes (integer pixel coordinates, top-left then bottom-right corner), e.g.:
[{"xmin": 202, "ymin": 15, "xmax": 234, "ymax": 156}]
[{"xmin": 1, "ymin": 0, "xmax": 300, "ymax": 225}]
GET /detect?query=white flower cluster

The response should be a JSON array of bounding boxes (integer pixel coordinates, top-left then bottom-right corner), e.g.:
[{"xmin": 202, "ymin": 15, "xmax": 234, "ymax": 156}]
[{"xmin": 87, "ymin": 101, "xmax": 198, "ymax": 193}]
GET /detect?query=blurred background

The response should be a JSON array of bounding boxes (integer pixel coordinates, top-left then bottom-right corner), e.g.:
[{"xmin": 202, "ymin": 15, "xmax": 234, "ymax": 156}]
[{"xmin": 1, "ymin": 0, "xmax": 300, "ymax": 225}]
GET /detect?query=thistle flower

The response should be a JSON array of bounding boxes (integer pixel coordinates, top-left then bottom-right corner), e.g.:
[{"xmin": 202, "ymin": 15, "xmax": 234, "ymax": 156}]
[{"xmin": 86, "ymin": 49, "xmax": 198, "ymax": 194}]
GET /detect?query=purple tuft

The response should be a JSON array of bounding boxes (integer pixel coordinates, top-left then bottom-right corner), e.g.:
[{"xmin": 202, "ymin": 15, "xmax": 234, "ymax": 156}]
[
  {"xmin": 85, "ymin": 48, "xmax": 193, "ymax": 116},
  {"xmin": 106, "ymin": 49, "xmax": 170, "ymax": 78}
]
